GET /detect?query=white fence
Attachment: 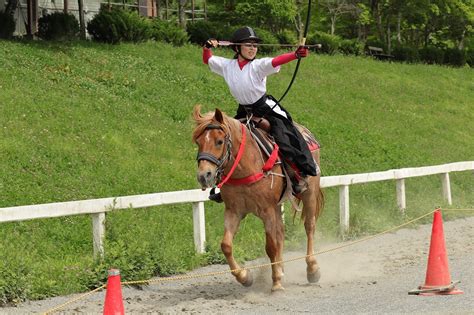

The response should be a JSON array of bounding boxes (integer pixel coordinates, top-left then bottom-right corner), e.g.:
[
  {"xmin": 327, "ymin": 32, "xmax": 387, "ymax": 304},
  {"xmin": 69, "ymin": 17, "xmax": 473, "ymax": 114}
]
[{"xmin": 1, "ymin": 161, "xmax": 472, "ymax": 256}]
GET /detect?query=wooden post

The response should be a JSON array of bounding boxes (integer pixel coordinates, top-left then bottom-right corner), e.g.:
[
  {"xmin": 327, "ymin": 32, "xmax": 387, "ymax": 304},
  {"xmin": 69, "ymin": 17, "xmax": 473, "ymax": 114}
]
[
  {"xmin": 178, "ymin": 0, "xmax": 186, "ymax": 28},
  {"xmin": 204, "ymin": 0, "xmax": 206, "ymax": 20},
  {"xmin": 441, "ymin": 173, "xmax": 452, "ymax": 205},
  {"xmin": 396, "ymin": 178, "xmax": 406, "ymax": 212},
  {"xmin": 26, "ymin": 0, "xmax": 33, "ymax": 37},
  {"xmin": 78, "ymin": 0, "xmax": 86, "ymax": 39},
  {"xmin": 339, "ymin": 185, "xmax": 350, "ymax": 235},
  {"xmin": 165, "ymin": 0, "xmax": 168, "ymax": 20},
  {"xmin": 191, "ymin": 0, "xmax": 194, "ymax": 22},
  {"xmin": 92, "ymin": 212, "xmax": 105, "ymax": 258},
  {"xmin": 63, "ymin": 0, "xmax": 68, "ymax": 13},
  {"xmin": 192, "ymin": 202, "xmax": 206, "ymax": 253}
]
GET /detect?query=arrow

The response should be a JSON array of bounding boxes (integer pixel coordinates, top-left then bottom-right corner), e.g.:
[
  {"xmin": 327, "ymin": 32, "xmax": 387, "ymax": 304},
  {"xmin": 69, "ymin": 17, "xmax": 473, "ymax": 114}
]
[{"xmin": 217, "ymin": 40, "xmax": 322, "ymax": 49}]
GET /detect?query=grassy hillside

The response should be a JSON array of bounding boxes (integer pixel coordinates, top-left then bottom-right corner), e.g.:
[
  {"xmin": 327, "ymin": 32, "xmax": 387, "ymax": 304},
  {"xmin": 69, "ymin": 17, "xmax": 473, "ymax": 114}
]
[{"xmin": 0, "ymin": 40, "xmax": 472, "ymax": 304}]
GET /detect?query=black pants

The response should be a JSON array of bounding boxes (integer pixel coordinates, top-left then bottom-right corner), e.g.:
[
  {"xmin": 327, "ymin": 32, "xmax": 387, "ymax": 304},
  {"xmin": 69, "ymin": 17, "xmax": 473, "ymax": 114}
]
[{"xmin": 235, "ymin": 95, "xmax": 317, "ymax": 176}]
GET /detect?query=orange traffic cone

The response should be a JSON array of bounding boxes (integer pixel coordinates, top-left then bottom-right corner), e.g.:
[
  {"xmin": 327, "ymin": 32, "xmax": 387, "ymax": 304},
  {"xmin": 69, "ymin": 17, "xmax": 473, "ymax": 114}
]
[
  {"xmin": 103, "ymin": 269, "xmax": 125, "ymax": 314},
  {"xmin": 409, "ymin": 209, "xmax": 463, "ymax": 295}
]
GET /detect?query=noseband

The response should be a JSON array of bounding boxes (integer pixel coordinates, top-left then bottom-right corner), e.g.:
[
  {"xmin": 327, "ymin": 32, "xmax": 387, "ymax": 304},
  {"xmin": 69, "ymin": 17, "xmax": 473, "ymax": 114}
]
[{"xmin": 196, "ymin": 124, "xmax": 233, "ymax": 182}]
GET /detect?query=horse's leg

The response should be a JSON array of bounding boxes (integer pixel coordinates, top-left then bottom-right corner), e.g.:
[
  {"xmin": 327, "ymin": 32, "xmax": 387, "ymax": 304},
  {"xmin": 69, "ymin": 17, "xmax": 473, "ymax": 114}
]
[
  {"xmin": 302, "ymin": 180, "xmax": 321, "ymax": 283},
  {"xmin": 262, "ymin": 208, "xmax": 285, "ymax": 292},
  {"xmin": 221, "ymin": 209, "xmax": 253, "ymax": 287}
]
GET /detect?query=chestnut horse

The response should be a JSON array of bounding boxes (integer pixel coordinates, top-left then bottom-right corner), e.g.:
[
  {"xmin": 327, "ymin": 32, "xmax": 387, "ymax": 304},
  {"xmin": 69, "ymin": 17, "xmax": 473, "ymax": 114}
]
[{"xmin": 192, "ymin": 105, "xmax": 324, "ymax": 292}]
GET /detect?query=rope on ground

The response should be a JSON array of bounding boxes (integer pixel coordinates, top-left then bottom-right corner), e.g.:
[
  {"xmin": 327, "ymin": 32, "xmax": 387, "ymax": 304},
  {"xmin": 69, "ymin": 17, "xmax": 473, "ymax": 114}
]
[
  {"xmin": 42, "ymin": 208, "xmax": 473, "ymax": 314},
  {"xmin": 42, "ymin": 285, "xmax": 105, "ymax": 315}
]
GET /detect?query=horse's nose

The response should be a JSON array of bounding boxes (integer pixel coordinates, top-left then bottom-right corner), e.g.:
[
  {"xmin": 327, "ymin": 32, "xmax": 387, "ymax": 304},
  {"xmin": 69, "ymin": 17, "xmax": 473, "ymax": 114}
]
[{"xmin": 197, "ymin": 170, "xmax": 214, "ymax": 187}]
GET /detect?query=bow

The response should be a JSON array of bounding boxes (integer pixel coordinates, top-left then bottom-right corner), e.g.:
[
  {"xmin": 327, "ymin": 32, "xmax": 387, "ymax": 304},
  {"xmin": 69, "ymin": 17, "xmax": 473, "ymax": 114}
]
[{"xmin": 278, "ymin": 0, "xmax": 312, "ymax": 103}]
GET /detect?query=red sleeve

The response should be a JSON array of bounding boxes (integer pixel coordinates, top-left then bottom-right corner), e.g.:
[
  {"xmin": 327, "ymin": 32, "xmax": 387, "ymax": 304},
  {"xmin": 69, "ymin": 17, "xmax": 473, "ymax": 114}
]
[
  {"xmin": 271, "ymin": 52, "xmax": 297, "ymax": 67},
  {"xmin": 203, "ymin": 47, "xmax": 212, "ymax": 64}
]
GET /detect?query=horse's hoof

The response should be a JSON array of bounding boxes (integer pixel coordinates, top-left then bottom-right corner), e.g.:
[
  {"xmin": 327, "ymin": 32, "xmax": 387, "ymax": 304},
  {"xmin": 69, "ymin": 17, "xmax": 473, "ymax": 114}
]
[
  {"xmin": 307, "ymin": 268, "xmax": 321, "ymax": 283},
  {"xmin": 271, "ymin": 284, "xmax": 285, "ymax": 292},
  {"xmin": 241, "ymin": 270, "xmax": 253, "ymax": 287}
]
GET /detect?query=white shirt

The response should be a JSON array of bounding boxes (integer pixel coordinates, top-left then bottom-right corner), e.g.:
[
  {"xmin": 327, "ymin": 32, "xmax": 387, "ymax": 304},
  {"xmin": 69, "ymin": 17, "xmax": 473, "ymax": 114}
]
[{"xmin": 208, "ymin": 56, "xmax": 280, "ymax": 105}]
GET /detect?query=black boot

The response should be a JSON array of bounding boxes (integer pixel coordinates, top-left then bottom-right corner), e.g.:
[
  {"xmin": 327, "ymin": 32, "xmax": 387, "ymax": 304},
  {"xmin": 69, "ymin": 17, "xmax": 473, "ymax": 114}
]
[
  {"xmin": 292, "ymin": 176, "xmax": 309, "ymax": 195},
  {"xmin": 209, "ymin": 188, "xmax": 223, "ymax": 203}
]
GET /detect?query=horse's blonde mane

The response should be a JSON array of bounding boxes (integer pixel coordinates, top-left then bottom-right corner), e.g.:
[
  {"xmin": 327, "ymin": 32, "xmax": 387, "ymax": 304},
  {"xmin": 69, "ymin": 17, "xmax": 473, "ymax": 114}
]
[{"xmin": 192, "ymin": 105, "xmax": 232, "ymax": 142}]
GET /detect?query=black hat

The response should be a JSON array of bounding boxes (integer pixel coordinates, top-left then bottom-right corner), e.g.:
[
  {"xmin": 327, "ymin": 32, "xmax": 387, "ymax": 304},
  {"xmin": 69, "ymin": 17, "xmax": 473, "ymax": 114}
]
[{"xmin": 231, "ymin": 26, "xmax": 262, "ymax": 43}]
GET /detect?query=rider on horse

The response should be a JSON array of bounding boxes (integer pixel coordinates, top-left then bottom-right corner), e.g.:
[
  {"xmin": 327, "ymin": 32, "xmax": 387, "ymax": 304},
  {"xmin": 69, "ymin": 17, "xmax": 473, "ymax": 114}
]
[{"xmin": 202, "ymin": 26, "xmax": 317, "ymax": 201}]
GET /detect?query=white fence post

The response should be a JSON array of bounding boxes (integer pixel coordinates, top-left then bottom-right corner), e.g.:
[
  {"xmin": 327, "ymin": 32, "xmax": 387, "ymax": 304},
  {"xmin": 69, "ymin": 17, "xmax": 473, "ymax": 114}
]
[
  {"xmin": 92, "ymin": 212, "xmax": 105, "ymax": 258},
  {"xmin": 441, "ymin": 173, "xmax": 452, "ymax": 205},
  {"xmin": 396, "ymin": 178, "xmax": 406, "ymax": 212},
  {"xmin": 339, "ymin": 185, "xmax": 350, "ymax": 234},
  {"xmin": 192, "ymin": 202, "xmax": 206, "ymax": 253}
]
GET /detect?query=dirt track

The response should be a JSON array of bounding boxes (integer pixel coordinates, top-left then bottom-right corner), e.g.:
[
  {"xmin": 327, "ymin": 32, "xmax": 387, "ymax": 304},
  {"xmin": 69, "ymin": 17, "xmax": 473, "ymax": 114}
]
[{"xmin": 3, "ymin": 214, "xmax": 473, "ymax": 314}]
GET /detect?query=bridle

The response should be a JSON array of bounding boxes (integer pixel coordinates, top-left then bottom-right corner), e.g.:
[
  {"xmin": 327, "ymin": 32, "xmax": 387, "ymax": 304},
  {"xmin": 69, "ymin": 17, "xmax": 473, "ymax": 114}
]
[
  {"xmin": 196, "ymin": 123, "xmax": 249, "ymax": 188},
  {"xmin": 196, "ymin": 123, "xmax": 233, "ymax": 185}
]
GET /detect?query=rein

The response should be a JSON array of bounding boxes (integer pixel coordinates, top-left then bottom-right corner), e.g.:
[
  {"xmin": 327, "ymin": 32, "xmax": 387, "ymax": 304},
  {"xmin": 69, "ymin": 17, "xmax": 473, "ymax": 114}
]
[{"xmin": 197, "ymin": 122, "xmax": 279, "ymax": 188}]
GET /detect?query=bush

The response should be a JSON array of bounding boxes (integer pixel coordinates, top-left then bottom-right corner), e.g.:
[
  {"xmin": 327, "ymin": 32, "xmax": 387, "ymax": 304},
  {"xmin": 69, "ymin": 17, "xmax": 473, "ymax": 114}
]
[
  {"xmin": 38, "ymin": 12, "xmax": 79, "ymax": 41},
  {"xmin": 392, "ymin": 45, "xmax": 419, "ymax": 63},
  {"xmin": 444, "ymin": 48, "xmax": 466, "ymax": 67},
  {"xmin": 87, "ymin": 7, "xmax": 151, "ymax": 44},
  {"xmin": 339, "ymin": 39, "xmax": 364, "ymax": 56},
  {"xmin": 307, "ymin": 31, "xmax": 341, "ymax": 55},
  {"xmin": 276, "ymin": 29, "xmax": 297, "ymax": 45},
  {"xmin": 253, "ymin": 27, "xmax": 279, "ymax": 54},
  {"xmin": 467, "ymin": 49, "xmax": 474, "ymax": 68},
  {"xmin": 0, "ymin": 10, "xmax": 15, "ymax": 39},
  {"xmin": 150, "ymin": 19, "xmax": 188, "ymax": 46},
  {"xmin": 419, "ymin": 46, "xmax": 445, "ymax": 65},
  {"xmin": 186, "ymin": 20, "xmax": 232, "ymax": 45}
]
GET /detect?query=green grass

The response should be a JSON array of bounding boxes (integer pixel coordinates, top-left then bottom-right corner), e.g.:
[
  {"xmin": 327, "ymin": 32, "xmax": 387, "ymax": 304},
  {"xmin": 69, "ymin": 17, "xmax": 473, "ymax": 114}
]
[{"xmin": 0, "ymin": 39, "xmax": 473, "ymax": 304}]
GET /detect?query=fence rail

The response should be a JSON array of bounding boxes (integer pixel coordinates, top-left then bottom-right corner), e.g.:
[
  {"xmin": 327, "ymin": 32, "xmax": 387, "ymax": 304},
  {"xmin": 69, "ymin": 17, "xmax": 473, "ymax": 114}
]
[{"xmin": 1, "ymin": 161, "xmax": 472, "ymax": 256}]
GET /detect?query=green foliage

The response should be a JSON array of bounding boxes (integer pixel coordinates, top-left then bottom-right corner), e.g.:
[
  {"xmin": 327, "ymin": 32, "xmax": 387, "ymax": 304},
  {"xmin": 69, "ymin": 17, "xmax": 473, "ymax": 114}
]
[
  {"xmin": 234, "ymin": 0, "xmax": 297, "ymax": 32},
  {"xmin": 150, "ymin": 19, "xmax": 189, "ymax": 46},
  {"xmin": 467, "ymin": 49, "xmax": 474, "ymax": 67},
  {"xmin": 0, "ymin": 41, "xmax": 472, "ymax": 304},
  {"xmin": 339, "ymin": 39, "xmax": 364, "ymax": 56},
  {"xmin": 307, "ymin": 31, "xmax": 341, "ymax": 55},
  {"xmin": 444, "ymin": 48, "xmax": 467, "ymax": 67},
  {"xmin": 87, "ymin": 7, "xmax": 151, "ymax": 44},
  {"xmin": 276, "ymin": 29, "xmax": 298, "ymax": 45},
  {"xmin": 38, "ymin": 12, "xmax": 79, "ymax": 41},
  {"xmin": 253, "ymin": 27, "xmax": 279, "ymax": 53},
  {"xmin": 392, "ymin": 45, "xmax": 420, "ymax": 63},
  {"xmin": 0, "ymin": 10, "xmax": 15, "ymax": 39},
  {"xmin": 419, "ymin": 46, "xmax": 445, "ymax": 65},
  {"xmin": 186, "ymin": 20, "xmax": 232, "ymax": 45}
]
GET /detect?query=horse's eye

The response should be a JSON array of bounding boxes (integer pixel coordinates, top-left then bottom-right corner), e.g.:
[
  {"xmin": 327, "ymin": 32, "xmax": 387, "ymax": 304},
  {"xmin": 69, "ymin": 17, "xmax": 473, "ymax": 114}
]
[{"xmin": 216, "ymin": 139, "xmax": 224, "ymax": 146}]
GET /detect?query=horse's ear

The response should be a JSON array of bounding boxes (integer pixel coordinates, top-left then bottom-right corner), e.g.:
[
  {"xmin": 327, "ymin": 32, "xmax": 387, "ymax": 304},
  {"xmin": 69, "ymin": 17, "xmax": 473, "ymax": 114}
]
[
  {"xmin": 214, "ymin": 108, "xmax": 224, "ymax": 124},
  {"xmin": 192, "ymin": 104, "xmax": 203, "ymax": 121}
]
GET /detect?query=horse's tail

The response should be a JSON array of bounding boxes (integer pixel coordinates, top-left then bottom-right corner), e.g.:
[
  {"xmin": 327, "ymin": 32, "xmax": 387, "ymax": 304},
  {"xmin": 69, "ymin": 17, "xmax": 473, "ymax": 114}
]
[{"xmin": 315, "ymin": 187, "xmax": 325, "ymax": 221}]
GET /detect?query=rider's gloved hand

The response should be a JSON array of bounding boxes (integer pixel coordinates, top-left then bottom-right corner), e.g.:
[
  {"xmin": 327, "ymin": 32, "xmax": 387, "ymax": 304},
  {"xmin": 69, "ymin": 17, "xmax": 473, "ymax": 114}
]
[
  {"xmin": 295, "ymin": 46, "xmax": 309, "ymax": 58},
  {"xmin": 204, "ymin": 38, "xmax": 218, "ymax": 49}
]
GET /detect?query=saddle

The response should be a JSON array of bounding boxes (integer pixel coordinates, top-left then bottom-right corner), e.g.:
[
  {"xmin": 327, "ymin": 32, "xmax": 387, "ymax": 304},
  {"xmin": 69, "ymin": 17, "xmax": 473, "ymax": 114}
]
[{"xmin": 240, "ymin": 116, "xmax": 320, "ymax": 198}]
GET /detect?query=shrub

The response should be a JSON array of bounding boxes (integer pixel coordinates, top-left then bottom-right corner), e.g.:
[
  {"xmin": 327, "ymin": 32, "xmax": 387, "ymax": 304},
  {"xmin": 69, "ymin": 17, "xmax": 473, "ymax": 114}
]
[
  {"xmin": 0, "ymin": 10, "xmax": 15, "ymax": 39},
  {"xmin": 419, "ymin": 46, "xmax": 445, "ymax": 65},
  {"xmin": 444, "ymin": 48, "xmax": 466, "ymax": 67},
  {"xmin": 467, "ymin": 49, "xmax": 473, "ymax": 68},
  {"xmin": 38, "ymin": 12, "xmax": 79, "ymax": 40},
  {"xmin": 276, "ymin": 29, "xmax": 297, "ymax": 45},
  {"xmin": 392, "ymin": 45, "xmax": 419, "ymax": 63},
  {"xmin": 186, "ymin": 20, "xmax": 232, "ymax": 45},
  {"xmin": 253, "ymin": 27, "xmax": 279, "ymax": 54},
  {"xmin": 87, "ymin": 7, "xmax": 151, "ymax": 44},
  {"xmin": 307, "ymin": 31, "xmax": 341, "ymax": 55},
  {"xmin": 150, "ymin": 19, "xmax": 188, "ymax": 46},
  {"xmin": 339, "ymin": 39, "xmax": 364, "ymax": 56}
]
